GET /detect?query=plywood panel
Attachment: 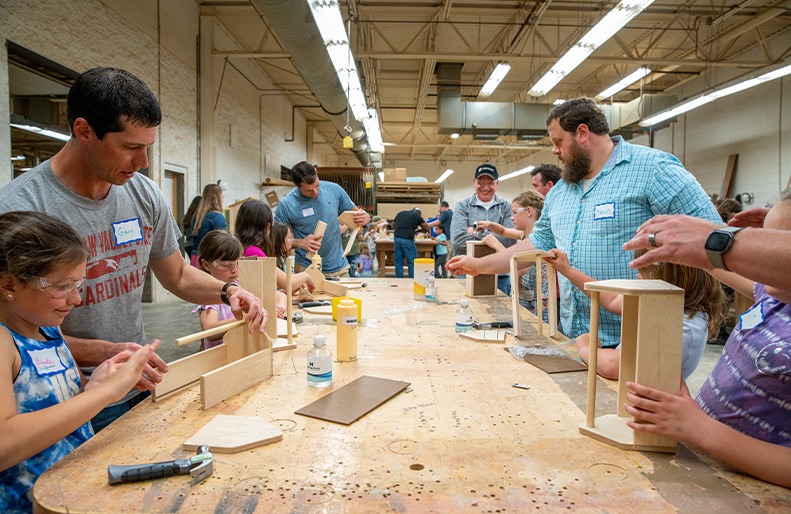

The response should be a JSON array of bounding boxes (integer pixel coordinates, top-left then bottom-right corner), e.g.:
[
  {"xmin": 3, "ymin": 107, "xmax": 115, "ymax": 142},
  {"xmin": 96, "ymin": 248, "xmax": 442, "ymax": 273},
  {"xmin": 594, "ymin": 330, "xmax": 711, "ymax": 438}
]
[
  {"xmin": 153, "ymin": 345, "xmax": 228, "ymax": 401},
  {"xmin": 183, "ymin": 415, "xmax": 283, "ymax": 453},
  {"xmin": 200, "ymin": 349, "xmax": 273, "ymax": 409},
  {"xmin": 466, "ymin": 241, "xmax": 497, "ymax": 297}
]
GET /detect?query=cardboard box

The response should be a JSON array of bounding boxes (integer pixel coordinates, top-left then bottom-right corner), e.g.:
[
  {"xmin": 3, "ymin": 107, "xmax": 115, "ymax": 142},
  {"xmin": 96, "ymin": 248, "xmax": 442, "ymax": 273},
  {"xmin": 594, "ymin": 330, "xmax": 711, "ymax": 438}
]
[{"xmin": 383, "ymin": 168, "xmax": 407, "ymax": 181}]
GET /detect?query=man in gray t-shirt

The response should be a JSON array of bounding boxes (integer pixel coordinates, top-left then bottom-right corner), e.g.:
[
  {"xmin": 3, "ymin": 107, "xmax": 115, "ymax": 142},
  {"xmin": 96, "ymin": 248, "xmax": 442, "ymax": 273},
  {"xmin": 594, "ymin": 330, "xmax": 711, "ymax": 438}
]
[{"xmin": 0, "ymin": 67, "xmax": 267, "ymax": 431}]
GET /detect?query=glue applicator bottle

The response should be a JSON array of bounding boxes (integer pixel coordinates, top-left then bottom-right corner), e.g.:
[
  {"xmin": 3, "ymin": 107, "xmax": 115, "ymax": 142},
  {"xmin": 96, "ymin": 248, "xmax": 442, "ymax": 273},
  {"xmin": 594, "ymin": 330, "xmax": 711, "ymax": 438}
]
[
  {"xmin": 307, "ymin": 335, "xmax": 332, "ymax": 388},
  {"xmin": 336, "ymin": 298, "xmax": 358, "ymax": 361}
]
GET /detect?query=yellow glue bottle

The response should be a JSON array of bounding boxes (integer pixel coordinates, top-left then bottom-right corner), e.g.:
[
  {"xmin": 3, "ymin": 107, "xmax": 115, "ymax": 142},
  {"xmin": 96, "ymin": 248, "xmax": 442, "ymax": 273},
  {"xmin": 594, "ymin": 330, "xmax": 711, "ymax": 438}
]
[{"xmin": 336, "ymin": 298, "xmax": 358, "ymax": 361}]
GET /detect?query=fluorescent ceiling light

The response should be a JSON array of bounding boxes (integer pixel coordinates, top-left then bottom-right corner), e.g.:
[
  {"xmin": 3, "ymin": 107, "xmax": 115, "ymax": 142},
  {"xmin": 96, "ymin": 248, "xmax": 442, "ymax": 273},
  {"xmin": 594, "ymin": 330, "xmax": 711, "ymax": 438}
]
[
  {"xmin": 378, "ymin": 171, "xmax": 385, "ymax": 182},
  {"xmin": 597, "ymin": 67, "xmax": 651, "ymax": 98},
  {"xmin": 480, "ymin": 63, "xmax": 511, "ymax": 98},
  {"xmin": 363, "ymin": 108, "xmax": 385, "ymax": 153},
  {"xmin": 11, "ymin": 155, "xmax": 26, "ymax": 161},
  {"xmin": 435, "ymin": 169, "xmax": 454, "ymax": 184},
  {"xmin": 308, "ymin": 0, "xmax": 368, "ymax": 122},
  {"xmin": 499, "ymin": 166, "xmax": 535, "ymax": 182},
  {"xmin": 450, "ymin": 132, "xmax": 460, "ymax": 139},
  {"xmin": 641, "ymin": 62, "xmax": 791, "ymax": 126},
  {"xmin": 11, "ymin": 123, "xmax": 71, "ymax": 142},
  {"xmin": 553, "ymin": 99, "xmax": 566, "ymax": 106},
  {"xmin": 529, "ymin": 0, "xmax": 655, "ymax": 97}
]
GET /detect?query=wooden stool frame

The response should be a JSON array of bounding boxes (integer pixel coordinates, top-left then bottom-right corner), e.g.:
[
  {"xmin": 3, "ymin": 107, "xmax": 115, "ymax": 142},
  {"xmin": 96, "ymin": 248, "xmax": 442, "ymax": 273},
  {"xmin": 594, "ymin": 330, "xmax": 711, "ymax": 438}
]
[
  {"xmin": 152, "ymin": 259, "xmax": 276, "ymax": 408},
  {"xmin": 509, "ymin": 250, "xmax": 558, "ymax": 338},
  {"xmin": 579, "ymin": 279, "xmax": 684, "ymax": 453}
]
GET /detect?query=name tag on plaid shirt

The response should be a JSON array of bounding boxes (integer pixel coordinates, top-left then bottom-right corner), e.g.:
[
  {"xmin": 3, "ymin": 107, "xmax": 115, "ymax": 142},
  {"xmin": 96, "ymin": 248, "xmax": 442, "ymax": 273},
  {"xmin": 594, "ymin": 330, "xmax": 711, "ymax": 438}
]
[{"xmin": 593, "ymin": 202, "xmax": 615, "ymax": 220}]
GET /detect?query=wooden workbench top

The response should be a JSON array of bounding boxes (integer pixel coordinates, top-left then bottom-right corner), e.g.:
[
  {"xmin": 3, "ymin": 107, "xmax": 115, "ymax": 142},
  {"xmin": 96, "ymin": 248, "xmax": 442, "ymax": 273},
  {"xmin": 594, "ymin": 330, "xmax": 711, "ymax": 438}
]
[{"xmin": 34, "ymin": 279, "xmax": 790, "ymax": 513}]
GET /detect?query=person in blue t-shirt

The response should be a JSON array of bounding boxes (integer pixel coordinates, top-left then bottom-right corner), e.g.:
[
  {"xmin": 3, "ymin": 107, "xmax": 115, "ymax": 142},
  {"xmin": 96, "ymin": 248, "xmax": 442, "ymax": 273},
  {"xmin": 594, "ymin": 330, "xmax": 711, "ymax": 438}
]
[
  {"xmin": 427, "ymin": 201, "xmax": 453, "ymax": 237},
  {"xmin": 433, "ymin": 224, "xmax": 450, "ymax": 278},
  {"xmin": 274, "ymin": 162, "xmax": 370, "ymax": 276}
]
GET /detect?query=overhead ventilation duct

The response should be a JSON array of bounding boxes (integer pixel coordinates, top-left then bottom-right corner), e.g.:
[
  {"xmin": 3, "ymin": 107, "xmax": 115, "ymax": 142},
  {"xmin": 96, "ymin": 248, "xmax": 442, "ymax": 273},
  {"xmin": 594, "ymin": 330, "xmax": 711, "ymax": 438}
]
[
  {"xmin": 250, "ymin": 0, "xmax": 372, "ymax": 166},
  {"xmin": 436, "ymin": 63, "xmax": 677, "ymax": 140},
  {"xmin": 600, "ymin": 94, "xmax": 678, "ymax": 134}
]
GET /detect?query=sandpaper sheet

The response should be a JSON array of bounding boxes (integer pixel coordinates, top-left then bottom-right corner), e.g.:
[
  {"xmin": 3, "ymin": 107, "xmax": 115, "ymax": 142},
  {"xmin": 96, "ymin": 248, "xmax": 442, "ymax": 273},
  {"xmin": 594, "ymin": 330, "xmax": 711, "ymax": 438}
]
[
  {"xmin": 523, "ymin": 353, "xmax": 588, "ymax": 374},
  {"xmin": 295, "ymin": 375, "xmax": 410, "ymax": 425}
]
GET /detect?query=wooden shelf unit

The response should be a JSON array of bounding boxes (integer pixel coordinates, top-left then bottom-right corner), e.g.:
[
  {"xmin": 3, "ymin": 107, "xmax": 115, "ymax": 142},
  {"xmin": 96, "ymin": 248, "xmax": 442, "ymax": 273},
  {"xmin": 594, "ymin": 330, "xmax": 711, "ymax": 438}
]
[{"xmin": 376, "ymin": 181, "xmax": 442, "ymax": 204}]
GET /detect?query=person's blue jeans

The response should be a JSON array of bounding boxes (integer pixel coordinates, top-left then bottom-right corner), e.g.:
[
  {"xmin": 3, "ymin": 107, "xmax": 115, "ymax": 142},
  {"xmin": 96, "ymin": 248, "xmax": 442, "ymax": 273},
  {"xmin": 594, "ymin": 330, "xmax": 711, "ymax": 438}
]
[
  {"xmin": 346, "ymin": 253, "xmax": 360, "ymax": 277},
  {"xmin": 91, "ymin": 390, "xmax": 151, "ymax": 433},
  {"xmin": 497, "ymin": 274, "xmax": 511, "ymax": 296},
  {"xmin": 394, "ymin": 237, "xmax": 417, "ymax": 278}
]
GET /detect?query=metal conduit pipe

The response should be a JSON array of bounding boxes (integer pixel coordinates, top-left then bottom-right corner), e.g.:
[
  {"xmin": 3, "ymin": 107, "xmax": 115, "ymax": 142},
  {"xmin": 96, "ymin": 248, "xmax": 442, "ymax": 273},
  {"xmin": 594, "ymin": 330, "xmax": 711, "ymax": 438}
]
[{"xmin": 250, "ymin": 0, "xmax": 371, "ymax": 166}]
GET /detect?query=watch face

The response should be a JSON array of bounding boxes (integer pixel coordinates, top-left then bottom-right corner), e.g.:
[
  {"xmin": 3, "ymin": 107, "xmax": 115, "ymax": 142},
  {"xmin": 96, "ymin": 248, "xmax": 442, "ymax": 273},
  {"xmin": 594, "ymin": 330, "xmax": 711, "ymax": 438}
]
[{"xmin": 705, "ymin": 231, "xmax": 732, "ymax": 252}]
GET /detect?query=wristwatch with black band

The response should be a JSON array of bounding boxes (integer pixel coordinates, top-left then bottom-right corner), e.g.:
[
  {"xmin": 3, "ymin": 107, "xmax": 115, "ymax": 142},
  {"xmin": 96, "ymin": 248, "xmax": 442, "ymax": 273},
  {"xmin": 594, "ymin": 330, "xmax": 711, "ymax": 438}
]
[
  {"xmin": 220, "ymin": 282, "xmax": 238, "ymax": 306},
  {"xmin": 704, "ymin": 226, "xmax": 743, "ymax": 271}
]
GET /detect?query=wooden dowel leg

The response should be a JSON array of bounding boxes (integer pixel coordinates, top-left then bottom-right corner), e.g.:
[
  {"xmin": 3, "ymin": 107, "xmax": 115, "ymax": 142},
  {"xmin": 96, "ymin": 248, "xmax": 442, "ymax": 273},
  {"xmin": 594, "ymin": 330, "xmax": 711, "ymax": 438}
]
[
  {"xmin": 174, "ymin": 319, "xmax": 246, "ymax": 346},
  {"xmin": 586, "ymin": 292, "xmax": 600, "ymax": 428},
  {"xmin": 536, "ymin": 255, "xmax": 543, "ymax": 337},
  {"xmin": 286, "ymin": 256, "xmax": 293, "ymax": 344},
  {"xmin": 546, "ymin": 263, "xmax": 558, "ymax": 337},
  {"xmin": 510, "ymin": 255, "xmax": 520, "ymax": 338}
]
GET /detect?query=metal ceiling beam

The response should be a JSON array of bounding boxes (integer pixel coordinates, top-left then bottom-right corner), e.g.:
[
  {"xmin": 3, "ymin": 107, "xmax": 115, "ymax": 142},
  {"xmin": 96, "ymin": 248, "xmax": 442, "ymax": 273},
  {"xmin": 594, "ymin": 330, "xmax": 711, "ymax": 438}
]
[{"xmin": 356, "ymin": 52, "xmax": 772, "ymax": 67}]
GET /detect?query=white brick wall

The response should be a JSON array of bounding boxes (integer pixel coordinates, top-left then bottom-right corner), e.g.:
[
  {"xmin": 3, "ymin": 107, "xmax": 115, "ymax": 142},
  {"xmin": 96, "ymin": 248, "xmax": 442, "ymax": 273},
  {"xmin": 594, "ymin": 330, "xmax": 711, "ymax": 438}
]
[{"xmin": 0, "ymin": 0, "xmax": 325, "ymax": 300}]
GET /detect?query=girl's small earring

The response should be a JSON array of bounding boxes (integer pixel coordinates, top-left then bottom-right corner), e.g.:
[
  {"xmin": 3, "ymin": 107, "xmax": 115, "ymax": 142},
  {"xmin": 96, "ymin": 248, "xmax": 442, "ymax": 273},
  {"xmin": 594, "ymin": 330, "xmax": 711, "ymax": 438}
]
[{"xmin": 5, "ymin": 294, "xmax": 13, "ymax": 301}]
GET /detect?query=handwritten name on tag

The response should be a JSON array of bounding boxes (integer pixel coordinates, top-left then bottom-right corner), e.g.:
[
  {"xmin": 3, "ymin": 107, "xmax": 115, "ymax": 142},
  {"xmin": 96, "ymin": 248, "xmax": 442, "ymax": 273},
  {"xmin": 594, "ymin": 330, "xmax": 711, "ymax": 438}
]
[
  {"xmin": 28, "ymin": 347, "xmax": 67, "ymax": 376},
  {"xmin": 112, "ymin": 218, "xmax": 143, "ymax": 246},
  {"xmin": 593, "ymin": 202, "xmax": 616, "ymax": 220}
]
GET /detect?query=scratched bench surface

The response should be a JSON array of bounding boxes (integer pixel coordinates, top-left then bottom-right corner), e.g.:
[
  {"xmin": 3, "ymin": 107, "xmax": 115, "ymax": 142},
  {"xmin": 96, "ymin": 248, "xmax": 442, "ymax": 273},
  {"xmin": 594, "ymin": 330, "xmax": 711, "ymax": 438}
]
[{"xmin": 34, "ymin": 279, "xmax": 790, "ymax": 513}]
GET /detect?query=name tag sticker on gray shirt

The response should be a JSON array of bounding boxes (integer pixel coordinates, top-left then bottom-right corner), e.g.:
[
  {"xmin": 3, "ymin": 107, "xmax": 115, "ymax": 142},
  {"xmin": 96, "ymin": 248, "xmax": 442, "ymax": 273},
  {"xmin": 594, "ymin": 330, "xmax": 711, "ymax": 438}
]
[
  {"xmin": 112, "ymin": 218, "xmax": 143, "ymax": 246},
  {"xmin": 593, "ymin": 202, "xmax": 615, "ymax": 220},
  {"xmin": 302, "ymin": 207, "xmax": 315, "ymax": 217}
]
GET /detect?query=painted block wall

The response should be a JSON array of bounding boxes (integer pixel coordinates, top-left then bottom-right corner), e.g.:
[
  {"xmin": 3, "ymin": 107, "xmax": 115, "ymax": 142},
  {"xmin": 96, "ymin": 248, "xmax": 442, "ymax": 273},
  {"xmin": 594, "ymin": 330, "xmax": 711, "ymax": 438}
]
[{"xmin": 653, "ymin": 79, "xmax": 790, "ymax": 208}]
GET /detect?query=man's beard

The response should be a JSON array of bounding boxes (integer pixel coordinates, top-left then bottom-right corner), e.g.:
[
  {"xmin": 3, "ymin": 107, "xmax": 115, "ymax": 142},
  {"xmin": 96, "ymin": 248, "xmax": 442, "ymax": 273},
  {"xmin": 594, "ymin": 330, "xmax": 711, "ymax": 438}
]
[{"xmin": 561, "ymin": 140, "xmax": 591, "ymax": 183}]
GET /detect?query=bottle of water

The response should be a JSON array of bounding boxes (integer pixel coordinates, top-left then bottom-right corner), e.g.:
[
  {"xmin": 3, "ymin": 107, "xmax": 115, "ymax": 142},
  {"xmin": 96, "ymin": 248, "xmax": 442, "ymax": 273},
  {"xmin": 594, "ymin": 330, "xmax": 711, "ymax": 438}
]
[
  {"xmin": 425, "ymin": 276, "xmax": 437, "ymax": 302},
  {"xmin": 455, "ymin": 299, "xmax": 473, "ymax": 333},
  {"xmin": 307, "ymin": 335, "xmax": 332, "ymax": 388}
]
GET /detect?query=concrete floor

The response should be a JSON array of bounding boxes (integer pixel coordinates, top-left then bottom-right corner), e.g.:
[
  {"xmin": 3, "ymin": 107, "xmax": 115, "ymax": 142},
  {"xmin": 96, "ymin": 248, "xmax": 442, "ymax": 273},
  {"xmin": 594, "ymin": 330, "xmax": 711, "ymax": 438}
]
[
  {"xmin": 141, "ymin": 292, "xmax": 725, "ymax": 396},
  {"xmin": 141, "ymin": 294, "xmax": 202, "ymax": 363}
]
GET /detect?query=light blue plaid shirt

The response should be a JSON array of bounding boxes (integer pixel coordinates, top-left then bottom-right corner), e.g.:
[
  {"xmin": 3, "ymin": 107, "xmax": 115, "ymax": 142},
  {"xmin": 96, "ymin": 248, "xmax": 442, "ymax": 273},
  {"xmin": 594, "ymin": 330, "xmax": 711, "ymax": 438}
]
[{"xmin": 530, "ymin": 136, "xmax": 720, "ymax": 347}]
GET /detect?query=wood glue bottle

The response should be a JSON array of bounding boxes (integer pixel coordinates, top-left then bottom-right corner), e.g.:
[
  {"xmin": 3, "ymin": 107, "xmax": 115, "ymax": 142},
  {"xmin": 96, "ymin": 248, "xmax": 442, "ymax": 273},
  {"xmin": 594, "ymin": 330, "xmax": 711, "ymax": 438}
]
[{"xmin": 336, "ymin": 298, "xmax": 358, "ymax": 361}]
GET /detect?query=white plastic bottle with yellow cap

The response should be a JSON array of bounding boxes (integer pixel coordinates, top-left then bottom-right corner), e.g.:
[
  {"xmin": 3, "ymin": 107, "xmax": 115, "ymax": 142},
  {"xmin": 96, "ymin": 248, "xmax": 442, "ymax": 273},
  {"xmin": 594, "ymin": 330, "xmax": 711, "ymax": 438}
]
[{"xmin": 336, "ymin": 298, "xmax": 358, "ymax": 361}]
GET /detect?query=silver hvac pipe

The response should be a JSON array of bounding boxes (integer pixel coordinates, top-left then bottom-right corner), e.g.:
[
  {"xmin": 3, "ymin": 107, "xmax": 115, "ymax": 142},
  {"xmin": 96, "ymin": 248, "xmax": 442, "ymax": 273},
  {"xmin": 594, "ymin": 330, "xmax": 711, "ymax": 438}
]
[{"xmin": 251, "ymin": 0, "xmax": 371, "ymax": 165}]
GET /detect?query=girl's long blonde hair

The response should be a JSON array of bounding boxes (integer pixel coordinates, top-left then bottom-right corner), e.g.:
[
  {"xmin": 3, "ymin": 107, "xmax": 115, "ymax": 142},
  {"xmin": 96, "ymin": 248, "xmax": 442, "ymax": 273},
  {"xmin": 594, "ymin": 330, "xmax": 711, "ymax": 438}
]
[{"xmin": 193, "ymin": 184, "xmax": 224, "ymax": 234}]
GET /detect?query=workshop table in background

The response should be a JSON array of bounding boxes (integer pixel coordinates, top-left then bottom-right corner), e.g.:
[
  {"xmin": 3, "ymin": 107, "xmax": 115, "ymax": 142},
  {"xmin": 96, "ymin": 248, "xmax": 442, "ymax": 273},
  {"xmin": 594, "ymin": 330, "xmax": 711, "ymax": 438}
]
[
  {"xmin": 375, "ymin": 238, "xmax": 437, "ymax": 277},
  {"xmin": 34, "ymin": 279, "xmax": 789, "ymax": 512}
]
